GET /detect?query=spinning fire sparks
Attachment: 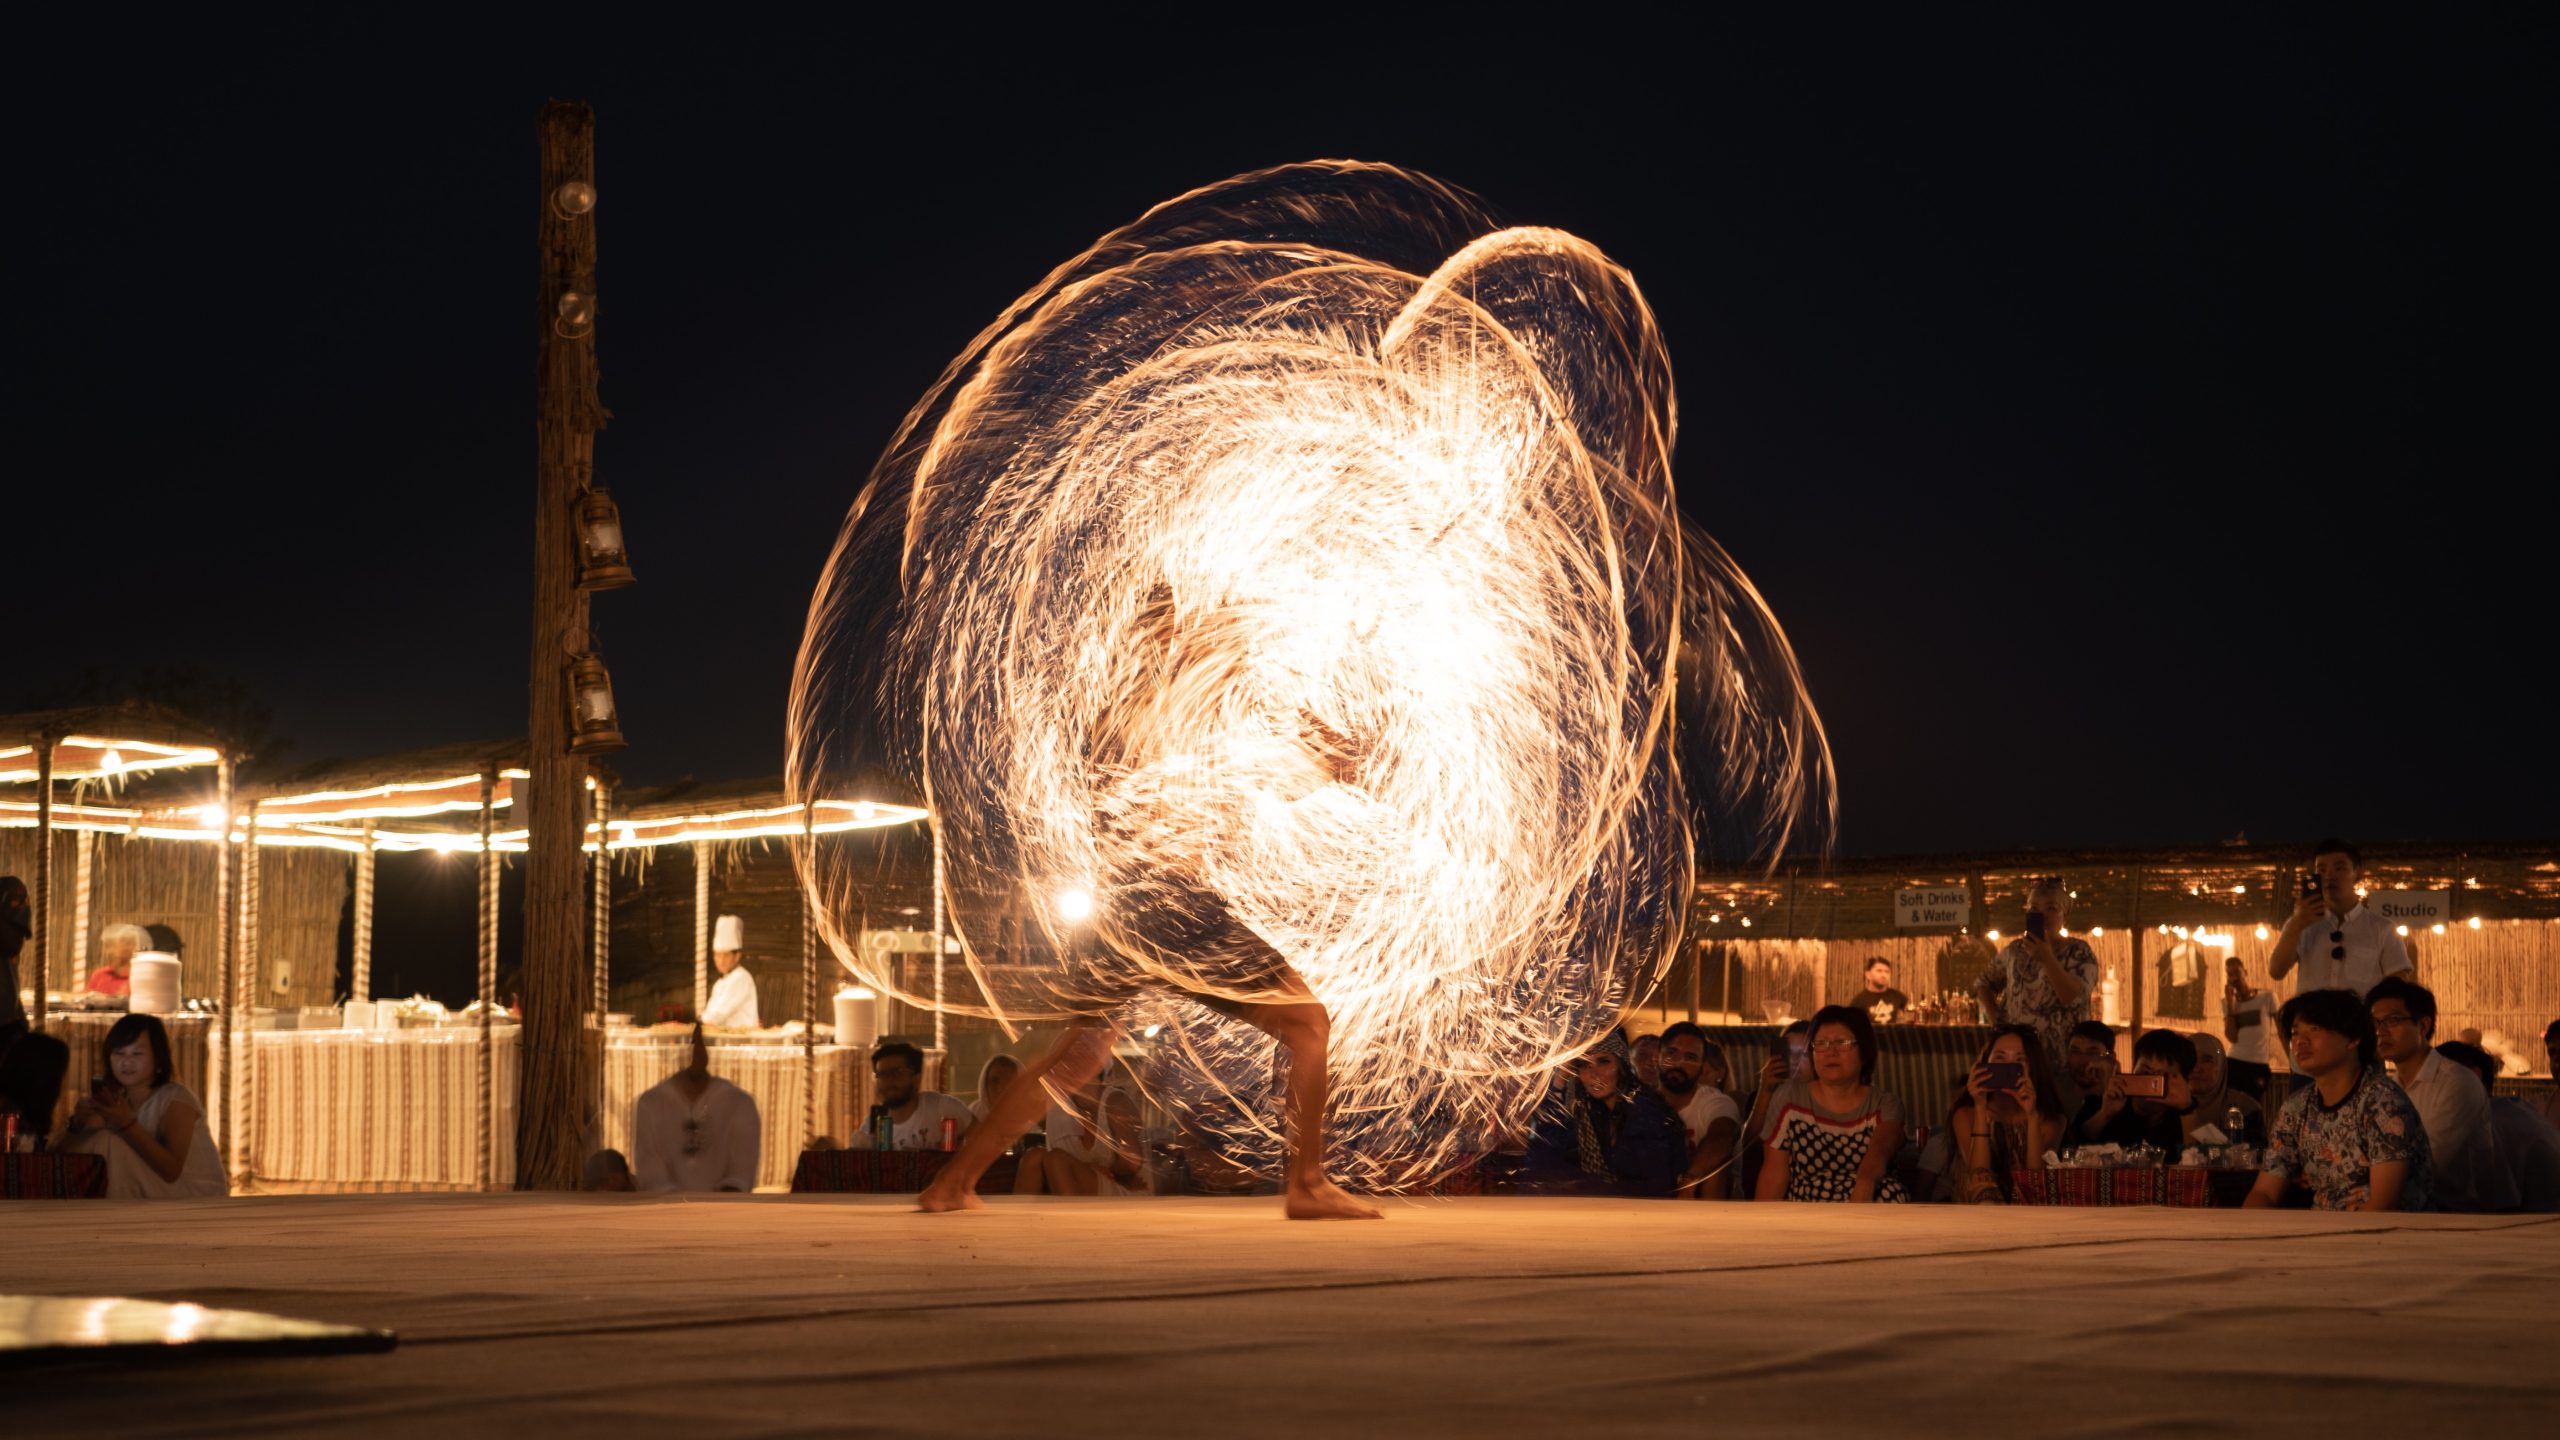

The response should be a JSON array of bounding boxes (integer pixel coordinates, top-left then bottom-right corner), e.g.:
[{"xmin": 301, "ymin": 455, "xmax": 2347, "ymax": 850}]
[{"xmin": 790, "ymin": 162, "xmax": 1832, "ymax": 1190}]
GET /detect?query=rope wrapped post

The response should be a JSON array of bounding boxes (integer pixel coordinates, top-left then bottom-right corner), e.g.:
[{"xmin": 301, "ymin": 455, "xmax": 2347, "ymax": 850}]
[
  {"xmin": 30, "ymin": 732, "xmax": 52, "ymax": 1033},
  {"xmin": 693, "ymin": 839, "xmax": 712, "ymax": 1020},
  {"xmin": 591, "ymin": 778, "xmax": 612, "ymax": 1019},
  {"xmin": 237, "ymin": 801, "xmax": 261, "ymax": 1190},
  {"xmin": 73, "ymin": 828, "xmax": 93, "ymax": 984},
  {"xmin": 352, "ymin": 822, "xmax": 376, "ymax": 1002},
  {"xmin": 213, "ymin": 757, "xmax": 235, "ymax": 1168},
  {"xmin": 802, "ymin": 801, "xmax": 818, "ymax": 1148},
  {"xmin": 930, "ymin": 820, "xmax": 946, "ymax": 1054},
  {"xmin": 478, "ymin": 771, "xmax": 497, "ymax": 1192}
]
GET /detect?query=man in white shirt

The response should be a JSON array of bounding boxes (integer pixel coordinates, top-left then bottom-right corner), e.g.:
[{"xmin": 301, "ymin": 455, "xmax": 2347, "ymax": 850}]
[
  {"xmin": 859, "ymin": 1040, "xmax": 975, "ymax": 1151},
  {"xmin": 1656, "ymin": 1023, "xmax": 1742, "ymax": 1199},
  {"xmin": 2368, "ymin": 977, "xmax": 2509, "ymax": 1212},
  {"xmin": 2269, "ymin": 838, "xmax": 2413, "ymax": 997},
  {"xmin": 632, "ymin": 1024, "xmax": 762, "ymax": 1192},
  {"xmin": 701, "ymin": 913, "xmax": 760, "ymax": 1029}
]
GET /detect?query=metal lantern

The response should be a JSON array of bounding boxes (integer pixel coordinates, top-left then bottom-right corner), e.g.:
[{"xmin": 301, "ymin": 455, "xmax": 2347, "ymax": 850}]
[
  {"xmin": 575, "ymin": 486, "xmax": 636, "ymax": 590},
  {"xmin": 566, "ymin": 652, "xmax": 628, "ymax": 754},
  {"xmin": 555, "ymin": 290, "xmax": 596, "ymax": 338}
]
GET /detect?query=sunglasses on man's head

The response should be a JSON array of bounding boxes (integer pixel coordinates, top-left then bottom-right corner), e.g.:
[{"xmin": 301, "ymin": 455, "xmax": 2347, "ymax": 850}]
[{"xmin": 2330, "ymin": 929, "xmax": 2345, "ymax": 961}]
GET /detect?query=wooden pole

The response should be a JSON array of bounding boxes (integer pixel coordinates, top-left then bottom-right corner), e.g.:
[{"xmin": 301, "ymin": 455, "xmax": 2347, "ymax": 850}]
[
  {"xmin": 478, "ymin": 771, "xmax": 497, "ymax": 1192},
  {"xmin": 237, "ymin": 802, "xmax": 260, "ymax": 1189},
  {"xmin": 591, "ymin": 778, "xmax": 612, "ymax": 1019},
  {"xmin": 30, "ymin": 733, "xmax": 52, "ymax": 1033},
  {"xmin": 352, "ymin": 823, "xmax": 376, "ymax": 1002},
  {"xmin": 213, "ymin": 758, "xmax": 235, "ymax": 1165},
  {"xmin": 693, "ymin": 840, "xmax": 713, "ymax": 1019},
  {"xmin": 802, "ymin": 802, "xmax": 818, "ymax": 1148},
  {"xmin": 931, "ymin": 822, "xmax": 947, "ymax": 1056},
  {"xmin": 73, "ymin": 828, "xmax": 93, "ymax": 983},
  {"xmin": 521, "ymin": 98, "xmax": 608, "ymax": 1191}
]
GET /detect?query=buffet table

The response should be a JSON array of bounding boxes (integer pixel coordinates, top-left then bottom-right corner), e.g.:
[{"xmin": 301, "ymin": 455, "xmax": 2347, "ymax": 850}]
[{"xmin": 251, "ymin": 1026, "xmax": 520, "ymax": 1191}]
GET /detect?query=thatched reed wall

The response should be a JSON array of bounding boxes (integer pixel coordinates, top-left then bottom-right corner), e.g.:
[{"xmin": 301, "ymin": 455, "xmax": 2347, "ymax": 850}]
[{"xmin": 0, "ymin": 831, "xmax": 347, "ymax": 1009}]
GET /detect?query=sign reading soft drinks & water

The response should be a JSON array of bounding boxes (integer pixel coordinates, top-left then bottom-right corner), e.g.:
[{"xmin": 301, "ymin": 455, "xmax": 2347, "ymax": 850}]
[{"xmin": 1895, "ymin": 887, "xmax": 1969, "ymax": 928}]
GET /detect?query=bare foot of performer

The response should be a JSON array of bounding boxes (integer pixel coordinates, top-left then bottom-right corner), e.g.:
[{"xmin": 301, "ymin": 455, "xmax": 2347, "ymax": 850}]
[{"xmin": 918, "ymin": 972, "xmax": 1380, "ymax": 1219}]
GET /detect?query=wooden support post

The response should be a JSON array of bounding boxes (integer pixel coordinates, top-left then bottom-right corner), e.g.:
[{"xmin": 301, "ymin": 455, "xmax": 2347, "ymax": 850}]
[
  {"xmin": 2126, "ymin": 865, "xmax": 2145, "ymax": 1036},
  {"xmin": 930, "ymin": 821, "xmax": 947, "ymax": 1054},
  {"xmin": 478, "ymin": 771, "xmax": 497, "ymax": 1192},
  {"xmin": 72, "ymin": 828, "xmax": 92, "ymax": 983},
  {"xmin": 213, "ymin": 758, "xmax": 235, "ymax": 1166},
  {"xmin": 591, "ymin": 777, "xmax": 612, "ymax": 1019},
  {"xmin": 521, "ymin": 98, "xmax": 608, "ymax": 1191},
  {"xmin": 30, "ymin": 733, "xmax": 53, "ymax": 1034},
  {"xmin": 802, "ymin": 801, "xmax": 818, "ymax": 1147},
  {"xmin": 352, "ymin": 823, "xmax": 376, "ymax": 1002},
  {"xmin": 693, "ymin": 840, "xmax": 713, "ymax": 1019},
  {"xmin": 236, "ymin": 803, "xmax": 262, "ymax": 1188}
]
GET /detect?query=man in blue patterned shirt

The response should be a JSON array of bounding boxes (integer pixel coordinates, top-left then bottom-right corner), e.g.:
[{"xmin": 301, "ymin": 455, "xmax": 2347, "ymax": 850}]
[{"xmin": 2246, "ymin": 988, "xmax": 2433, "ymax": 1211}]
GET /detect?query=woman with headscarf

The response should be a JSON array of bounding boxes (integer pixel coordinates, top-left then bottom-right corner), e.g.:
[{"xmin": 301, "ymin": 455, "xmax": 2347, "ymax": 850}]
[
  {"xmin": 2186, "ymin": 1031, "xmax": 2264, "ymax": 1147},
  {"xmin": 1520, "ymin": 1039, "xmax": 1685, "ymax": 1196}
]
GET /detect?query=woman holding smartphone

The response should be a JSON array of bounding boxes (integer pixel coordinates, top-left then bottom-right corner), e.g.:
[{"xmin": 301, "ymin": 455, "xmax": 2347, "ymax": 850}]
[
  {"xmin": 64, "ymin": 1013, "xmax": 227, "ymax": 1198},
  {"xmin": 1945, "ymin": 1024, "xmax": 2066, "ymax": 1203}
]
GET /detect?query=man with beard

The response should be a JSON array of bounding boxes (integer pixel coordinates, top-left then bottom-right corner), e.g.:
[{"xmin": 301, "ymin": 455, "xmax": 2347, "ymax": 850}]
[{"xmin": 1658, "ymin": 1021, "xmax": 1742, "ymax": 1199}]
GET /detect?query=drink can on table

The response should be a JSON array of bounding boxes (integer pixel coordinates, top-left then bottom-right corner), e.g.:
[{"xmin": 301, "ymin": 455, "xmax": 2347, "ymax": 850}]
[{"xmin": 941, "ymin": 1117, "xmax": 958, "ymax": 1152}]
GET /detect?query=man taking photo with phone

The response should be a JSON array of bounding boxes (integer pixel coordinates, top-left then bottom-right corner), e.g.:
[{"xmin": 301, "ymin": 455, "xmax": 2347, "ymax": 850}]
[
  {"xmin": 2269, "ymin": 839, "xmax": 2412, "ymax": 996},
  {"xmin": 2069, "ymin": 1028, "xmax": 2195, "ymax": 1154}
]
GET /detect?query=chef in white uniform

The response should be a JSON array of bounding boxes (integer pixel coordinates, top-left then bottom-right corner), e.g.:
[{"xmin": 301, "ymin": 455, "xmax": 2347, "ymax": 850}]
[
  {"xmin": 701, "ymin": 913, "xmax": 760, "ymax": 1029},
  {"xmin": 632, "ymin": 1023, "xmax": 762, "ymax": 1192}
]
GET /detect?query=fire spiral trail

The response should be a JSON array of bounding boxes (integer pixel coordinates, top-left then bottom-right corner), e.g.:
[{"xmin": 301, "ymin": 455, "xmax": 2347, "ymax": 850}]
[{"xmin": 790, "ymin": 162, "xmax": 1832, "ymax": 1190}]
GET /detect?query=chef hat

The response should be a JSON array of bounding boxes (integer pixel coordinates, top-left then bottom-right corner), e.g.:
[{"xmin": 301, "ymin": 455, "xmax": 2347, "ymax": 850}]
[{"xmin": 714, "ymin": 914, "xmax": 745, "ymax": 952}]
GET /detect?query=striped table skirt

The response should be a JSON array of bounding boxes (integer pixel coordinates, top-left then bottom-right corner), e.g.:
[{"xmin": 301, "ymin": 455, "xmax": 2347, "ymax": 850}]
[
  {"xmin": 792, "ymin": 1148, "xmax": 953, "ymax": 1194},
  {"xmin": 251, "ymin": 1028, "xmax": 520, "ymax": 1191}
]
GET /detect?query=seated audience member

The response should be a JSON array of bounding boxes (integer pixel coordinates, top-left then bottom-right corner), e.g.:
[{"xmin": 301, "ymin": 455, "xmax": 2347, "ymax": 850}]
[
  {"xmin": 2368, "ymin": 977, "xmax": 2510, "ymax": 1213},
  {"xmin": 1753, "ymin": 1006, "xmax": 1907, "ymax": 1203},
  {"xmin": 581, "ymin": 1148, "xmax": 636, "ymax": 1192},
  {"xmin": 1846, "ymin": 956, "xmax": 1909, "ymax": 1024},
  {"xmin": 2221, "ymin": 957, "xmax": 2278, "ymax": 1101},
  {"xmin": 2062, "ymin": 1020, "xmax": 2117, "ymax": 1112},
  {"xmin": 632, "ymin": 1024, "xmax": 761, "ymax": 1192},
  {"xmin": 1038, "ymin": 1055, "xmax": 1146, "ymax": 1195},
  {"xmin": 2186, "ymin": 1032, "xmax": 2265, "ymax": 1147},
  {"xmin": 2246, "ymin": 989, "xmax": 2432, "ymax": 1212},
  {"xmin": 1946, "ymin": 1024, "xmax": 2067, "ymax": 1204},
  {"xmin": 1521, "ymin": 1044, "xmax": 1686, "ymax": 1196},
  {"xmin": 1629, "ymin": 1032, "xmax": 1664, "ymax": 1092},
  {"xmin": 85, "ymin": 923, "xmax": 150, "ymax": 998},
  {"xmin": 2432, "ymin": 1042, "xmax": 2560, "ymax": 1213},
  {"xmin": 2070, "ymin": 1028, "xmax": 2195, "ymax": 1154},
  {"xmin": 971, "ymin": 1052, "xmax": 1023, "ymax": 1124},
  {"xmin": 2538, "ymin": 1020, "xmax": 2560, "ymax": 1134},
  {"xmin": 1657, "ymin": 1022, "xmax": 1742, "ymax": 1199},
  {"xmin": 860, "ymin": 1041, "xmax": 976, "ymax": 1151},
  {"xmin": 1, "ymin": 876, "xmax": 30, "ymax": 1049},
  {"xmin": 1, "ymin": 1031, "xmax": 72, "ymax": 1149},
  {"xmin": 1736, "ymin": 1020, "xmax": 1812, "ymax": 1199},
  {"xmin": 62, "ymin": 1014, "xmax": 227, "ymax": 1197}
]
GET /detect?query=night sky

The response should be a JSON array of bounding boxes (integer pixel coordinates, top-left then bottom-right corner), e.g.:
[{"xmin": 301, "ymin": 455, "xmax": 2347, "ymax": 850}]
[{"xmin": 18, "ymin": 17, "xmax": 2554, "ymax": 861}]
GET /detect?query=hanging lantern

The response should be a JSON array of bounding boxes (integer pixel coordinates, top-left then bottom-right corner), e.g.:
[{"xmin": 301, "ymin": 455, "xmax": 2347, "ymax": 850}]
[
  {"xmin": 552, "ymin": 180, "xmax": 597, "ymax": 217},
  {"xmin": 575, "ymin": 486, "xmax": 636, "ymax": 590},
  {"xmin": 555, "ymin": 290, "xmax": 596, "ymax": 338},
  {"xmin": 566, "ymin": 653, "xmax": 627, "ymax": 754}
]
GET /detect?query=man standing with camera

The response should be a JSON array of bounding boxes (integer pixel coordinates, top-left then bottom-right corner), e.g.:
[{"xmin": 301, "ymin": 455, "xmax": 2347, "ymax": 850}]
[{"xmin": 2269, "ymin": 838, "xmax": 2412, "ymax": 996}]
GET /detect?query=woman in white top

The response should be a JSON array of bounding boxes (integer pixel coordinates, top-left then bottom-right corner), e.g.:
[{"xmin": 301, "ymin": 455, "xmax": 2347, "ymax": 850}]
[
  {"xmin": 67, "ymin": 1013, "xmax": 227, "ymax": 1198},
  {"xmin": 1042, "ymin": 1060, "xmax": 1144, "ymax": 1195}
]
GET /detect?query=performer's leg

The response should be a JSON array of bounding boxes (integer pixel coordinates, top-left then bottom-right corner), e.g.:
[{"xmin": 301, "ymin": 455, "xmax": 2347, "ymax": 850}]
[
  {"xmin": 920, "ymin": 1022, "xmax": 1113, "ymax": 1212},
  {"xmin": 1220, "ymin": 973, "xmax": 1382, "ymax": 1220}
]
